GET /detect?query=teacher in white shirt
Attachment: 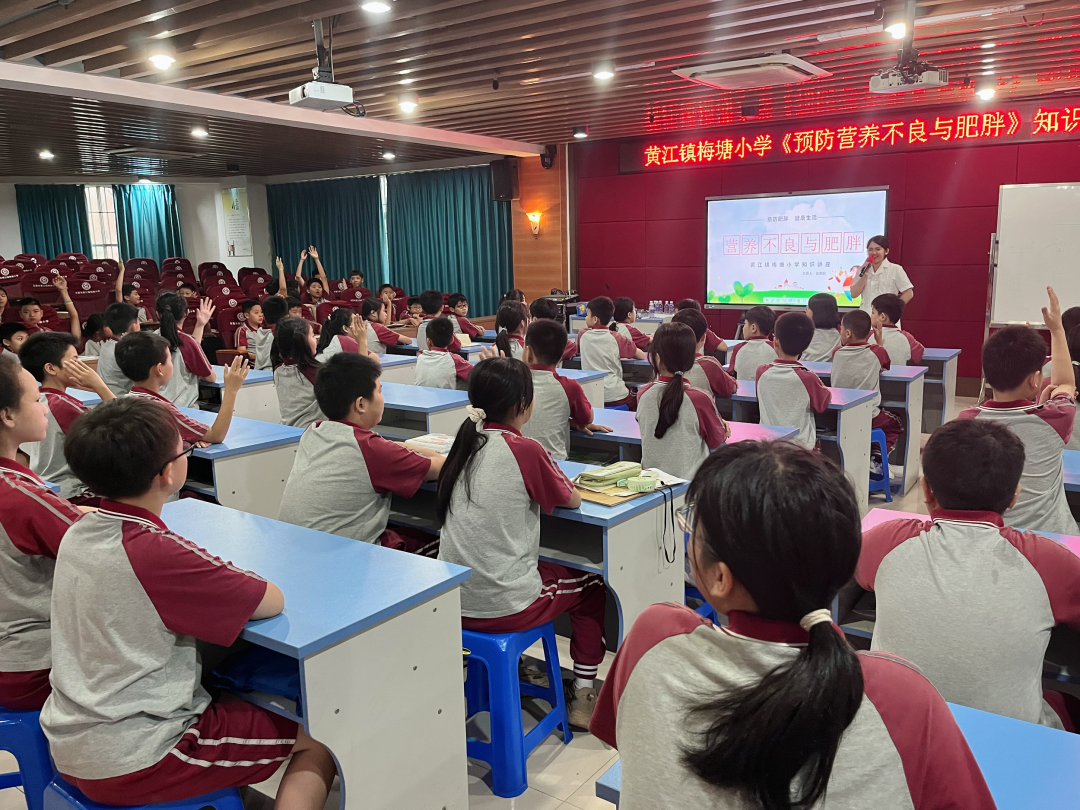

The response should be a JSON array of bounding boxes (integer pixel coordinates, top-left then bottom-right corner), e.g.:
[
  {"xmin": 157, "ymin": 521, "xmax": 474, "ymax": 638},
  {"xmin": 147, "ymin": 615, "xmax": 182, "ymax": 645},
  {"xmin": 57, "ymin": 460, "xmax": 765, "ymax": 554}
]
[{"xmin": 849, "ymin": 235, "xmax": 913, "ymax": 313}]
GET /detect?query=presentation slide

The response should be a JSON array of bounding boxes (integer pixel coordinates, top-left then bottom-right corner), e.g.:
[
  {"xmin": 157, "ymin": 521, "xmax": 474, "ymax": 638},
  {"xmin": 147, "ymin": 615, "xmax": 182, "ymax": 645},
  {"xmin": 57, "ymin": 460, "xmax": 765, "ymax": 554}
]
[{"xmin": 705, "ymin": 189, "xmax": 887, "ymax": 308}]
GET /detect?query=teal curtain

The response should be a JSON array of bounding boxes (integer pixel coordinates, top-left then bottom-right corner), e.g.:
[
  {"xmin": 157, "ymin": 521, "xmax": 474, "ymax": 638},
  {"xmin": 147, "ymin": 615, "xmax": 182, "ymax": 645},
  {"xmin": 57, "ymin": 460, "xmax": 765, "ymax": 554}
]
[
  {"xmin": 386, "ymin": 165, "xmax": 512, "ymax": 317},
  {"xmin": 113, "ymin": 183, "xmax": 184, "ymax": 265},
  {"xmin": 15, "ymin": 184, "xmax": 92, "ymax": 258},
  {"xmin": 266, "ymin": 176, "xmax": 382, "ymax": 282}
]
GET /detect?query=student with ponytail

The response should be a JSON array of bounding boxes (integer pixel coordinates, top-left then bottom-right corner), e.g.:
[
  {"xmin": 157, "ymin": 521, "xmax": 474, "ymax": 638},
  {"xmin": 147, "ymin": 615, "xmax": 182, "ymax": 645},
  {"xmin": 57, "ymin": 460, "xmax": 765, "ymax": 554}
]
[
  {"xmin": 437, "ymin": 358, "xmax": 607, "ymax": 728},
  {"xmin": 637, "ymin": 322, "xmax": 727, "ymax": 480},
  {"xmin": 360, "ymin": 297, "xmax": 412, "ymax": 353},
  {"xmin": 610, "ymin": 297, "xmax": 650, "ymax": 351},
  {"xmin": 274, "ymin": 315, "xmax": 366, "ymax": 427},
  {"xmin": 314, "ymin": 306, "xmax": 380, "ymax": 364},
  {"xmin": 154, "ymin": 291, "xmax": 215, "ymax": 408},
  {"xmin": 493, "ymin": 302, "xmax": 528, "ymax": 360},
  {"xmin": 591, "ymin": 441, "xmax": 996, "ymax": 810}
]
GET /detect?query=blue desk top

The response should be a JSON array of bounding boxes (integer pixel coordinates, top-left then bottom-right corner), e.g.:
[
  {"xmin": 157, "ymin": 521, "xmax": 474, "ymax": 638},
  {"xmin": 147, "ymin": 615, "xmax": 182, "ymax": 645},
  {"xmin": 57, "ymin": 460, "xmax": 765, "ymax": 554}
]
[
  {"xmin": 177, "ymin": 407, "xmax": 304, "ymax": 459},
  {"xmin": 42, "ymin": 479, "xmax": 59, "ymax": 494},
  {"xmin": 160, "ymin": 499, "xmax": 471, "ymax": 659},
  {"xmin": 551, "ymin": 459, "xmax": 689, "ymax": 526},
  {"xmin": 923, "ymin": 348, "xmax": 962, "ymax": 361},
  {"xmin": 1063, "ymin": 449, "xmax": 1080, "ymax": 491},
  {"xmin": 733, "ymin": 380, "xmax": 877, "ymax": 410},
  {"xmin": 556, "ymin": 368, "xmax": 607, "ymax": 384},
  {"xmin": 379, "ymin": 354, "xmax": 417, "ymax": 368},
  {"xmin": 389, "ymin": 342, "xmax": 486, "ymax": 357},
  {"xmin": 65, "ymin": 388, "xmax": 102, "ymax": 406},
  {"xmin": 595, "ymin": 703, "xmax": 1080, "ymax": 809},
  {"xmin": 573, "ymin": 407, "xmax": 797, "ymax": 444},
  {"xmin": 203, "ymin": 365, "xmax": 274, "ymax": 388},
  {"xmin": 381, "ymin": 381, "xmax": 469, "ymax": 413},
  {"xmin": 801, "ymin": 361, "xmax": 928, "ymax": 382}
]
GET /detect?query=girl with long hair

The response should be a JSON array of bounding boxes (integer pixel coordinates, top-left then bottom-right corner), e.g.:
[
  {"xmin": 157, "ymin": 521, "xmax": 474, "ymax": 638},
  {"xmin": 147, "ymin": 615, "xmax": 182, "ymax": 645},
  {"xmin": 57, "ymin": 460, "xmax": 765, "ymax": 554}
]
[
  {"xmin": 155, "ymin": 291, "xmax": 215, "ymax": 408},
  {"xmin": 493, "ymin": 301, "xmax": 528, "ymax": 360}
]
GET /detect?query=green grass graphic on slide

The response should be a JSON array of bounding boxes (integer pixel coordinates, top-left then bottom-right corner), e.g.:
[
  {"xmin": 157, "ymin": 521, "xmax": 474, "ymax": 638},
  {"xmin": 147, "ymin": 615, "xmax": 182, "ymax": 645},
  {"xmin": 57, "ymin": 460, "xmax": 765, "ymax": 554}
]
[{"xmin": 707, "ymin": 289, "xmax": 859, "ymax": 306}]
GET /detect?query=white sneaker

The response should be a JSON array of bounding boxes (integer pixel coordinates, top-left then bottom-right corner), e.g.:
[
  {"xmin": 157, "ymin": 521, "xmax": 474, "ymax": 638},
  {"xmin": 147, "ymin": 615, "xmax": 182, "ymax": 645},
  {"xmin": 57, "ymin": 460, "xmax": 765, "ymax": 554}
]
[{"xmin": 890, "ymin": 465, "xmax": 904, "ymax": 481}]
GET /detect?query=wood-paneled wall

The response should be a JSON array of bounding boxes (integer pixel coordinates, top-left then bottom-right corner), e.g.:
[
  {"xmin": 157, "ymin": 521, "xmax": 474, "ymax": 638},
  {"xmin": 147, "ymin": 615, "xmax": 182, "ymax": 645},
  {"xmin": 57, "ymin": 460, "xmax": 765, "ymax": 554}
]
[{"xmin": 511, "ymin": 152, "xmax": 568, "ymax": 303}]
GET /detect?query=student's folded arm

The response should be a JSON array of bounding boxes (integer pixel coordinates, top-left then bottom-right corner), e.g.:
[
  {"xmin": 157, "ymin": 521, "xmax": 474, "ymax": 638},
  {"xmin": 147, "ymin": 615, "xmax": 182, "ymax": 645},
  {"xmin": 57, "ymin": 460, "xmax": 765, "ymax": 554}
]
[
  {"xmin": 251, "ymin": 581, "xmax": 285, "ymax": 620},
  {"xmin": 424, "ymin": 453, "xmax": 446, "ymax": 480},
  {"xmin": 562, "ymin": 487, "xmax": 582, "ymax": 509}
]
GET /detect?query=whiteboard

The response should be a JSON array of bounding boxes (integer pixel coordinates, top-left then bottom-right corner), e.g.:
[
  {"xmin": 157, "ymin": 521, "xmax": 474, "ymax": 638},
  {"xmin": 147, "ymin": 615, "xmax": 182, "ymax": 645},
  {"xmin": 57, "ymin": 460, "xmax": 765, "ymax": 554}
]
[{"xmin": 992, "ymin": 183, "xmax": 1080, "ymax": 324}]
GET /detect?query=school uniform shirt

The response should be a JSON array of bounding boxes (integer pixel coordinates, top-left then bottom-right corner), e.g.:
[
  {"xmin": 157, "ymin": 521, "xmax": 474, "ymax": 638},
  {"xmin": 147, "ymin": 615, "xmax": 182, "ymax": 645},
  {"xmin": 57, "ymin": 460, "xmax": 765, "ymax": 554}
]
[
  {"xmin": 453, "ymin": 315, "xmax": 482, "ymax": 339},
  {"xmin": 438, "ymin": 423, "xmax": 575, "ymax": 619},
  {"xmin": 96, "ymin": 340, "xmax": 131, "ymax": 397},
  {"xmin": 0, "ymin": 350, "xmax": 16, "ymax": 365},
  {"xmin": 590, "ymin": 603, "xmax": 995, "ymax": 810},
  {"xmin": 135, "ymin": 306, "xmax": 148, "ymax": 323},
  {"xmin": 501, "ymin": 333, "xmax": 525, "ymax": 360},
  {"xmin": 878, "ymin": 324, "xmax": 925, "ymax": 366},
  {"xmin": 157, "ymin": 332, "xmax": 213, "ymax": 409},
  {"xmin": 0, "ymin": 458, "xmax": 82, "ymax": 701},
  {"xmin": 273, "ymin": 363, "xmax": 325, "ymax": 428},
  {"xmin": 685, "ymin": 354, "xmax": 736, "ymax": 399},
  {"xmin": 858, "ymin": 258, "xmax": 913, "ymax": 314},
  {"xmin": 416, "ymin": 317, "xmax": 462, "ymax": 353},
  {"xmin": 414, "ymin": 347, "xmax": 471, "ymax": 389},
  {"xmin": 366, "ymin": 322, "xmax": 401, "ymax": 354},
  {"xmin": 756, "ymin": 360, "xmax": 833, "ymax": 448},
  {"xmin": 520, "ymin": 365, "xmax": 593, "ymax": 461},
  {"xmin": 25, "ymin": 390, "xmax": 90, "ymax": 500},
  {"xmin": 831, "ymin": 342, "xmax": 891, "ymax": 417},
  {"xmin": 278, "ymin": 420, "xmax": 431, "ymax": 543},
  {"xmin": 636, "ymin": 376, "xmax": 727, "ymax": 480},
  {"xmin": 800, "ymin": 327, "xmax": 841, "ymax": 362},
  {"xmin": 703, "ymin": 328, "xmax": 723, "ymax": 355},
  {"xmin": 859, "ymin": 511, "xmax": 1080, "ymax": 729},
  {"xmin": 81, "ymin": 339, "xmax": 105, "ymax": 357},
  {"xmin": 727, "ymin": 336, "xmax": 776, "ymax": 379},
  {"xmin": 957, "ymin": 393, "xmax": 1077, "ymax": 534},
  {"xmin": 313, "ymin": 334, "xmax": 359, "ymax": 363},
  {"xmin": 614, "ymin": 322, "xmax": 650, "ymax": 351},
  {"xmin": 40, "ymin": 501, "xmax": 268, "ymax": 780},
  {"xmin": 234, "ymin": 324, "xmax": 274, "ymax": 370},
  {"xmin": 578, "ymin": 325, "xmax": 637, "ymax": 403},
  {"xmin": 127, "ymin": 388, "xmax": 210, "ymax": 444}
]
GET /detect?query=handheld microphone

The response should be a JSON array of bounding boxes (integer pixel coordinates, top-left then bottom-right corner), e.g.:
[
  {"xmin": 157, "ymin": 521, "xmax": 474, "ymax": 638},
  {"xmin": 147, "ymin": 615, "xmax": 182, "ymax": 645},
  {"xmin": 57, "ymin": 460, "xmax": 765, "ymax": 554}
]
[{"xmin": 858, "ymin": 257, "xmax": 873, "ymax": 278}]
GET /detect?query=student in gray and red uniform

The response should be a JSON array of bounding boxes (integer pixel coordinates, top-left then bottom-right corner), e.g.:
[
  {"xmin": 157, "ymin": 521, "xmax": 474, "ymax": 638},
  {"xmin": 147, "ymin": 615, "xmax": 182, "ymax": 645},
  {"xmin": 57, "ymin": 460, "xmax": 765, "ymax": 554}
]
[
  {"xmin": 591, "ymin": 441, "xmax": 996, "ymax": 810},
  {"xmin": 726, "ymin": 305, "xmax": 776, "ymax": 379},
  {"xmin": 800, "ymin": 293, "xmax": 841, "ymax": 362},
  {"xmin": 637, "ymin": 323, "xmax": 727, "ymax": 481},
  {"xmin": 859, "ymin": 419, "xmax": 1080, "ymax": 731},
  {"xmin": 415, "ymin": 317, "xmax": 475, "ymax": 390},
  {"xmin": 957, "ymin": 286, "xmax": 1077, "ymax": 535},
  {"xmin": 674, "ymin": 299, "xmax": 726, "ymax": 357},
  {"xmin": 671, "ymin": 308, "xmax": 736, "ymax": 400},
  {"xmin": 154, "ymin": 292, "xmax": 216, "ymax": 409},
  {"xmin": 871, "ymin": 293, "xmax": 925, "ymax": 366},
  {"xmin": 40, "ymin": 398, "xmax": 336, "ymax": 809},
  {"xmin": 278, "ymin": 353, "xmax": 444, "ymax": 555},
  {"xmin": 437, "ymin": 358, "xmax": 606, "ymax": 728},
  {"xmin": 0, "ymin": 360, "xmax": 84, "ymax": 711},
  {"xmin": 610, "ymin": 297, "xmax": 650, "ymax": 351},
  {"xmin": 529, "ymin": 298, "xmax": 577, "ymax": 363},
  {"xmin": 415, "ymin": 289, "xmax": 462, "ymax": 352},
  {"xmin": 756, "ymin": 313, "xmax": 832, "ymax": 449},
  {"xmin": 274, "ymin": 316, "xmax": 367, "ymax": 428},
  {"xmin": 577, "ymin": 296, "xmax": 645, "ymax": 409}
]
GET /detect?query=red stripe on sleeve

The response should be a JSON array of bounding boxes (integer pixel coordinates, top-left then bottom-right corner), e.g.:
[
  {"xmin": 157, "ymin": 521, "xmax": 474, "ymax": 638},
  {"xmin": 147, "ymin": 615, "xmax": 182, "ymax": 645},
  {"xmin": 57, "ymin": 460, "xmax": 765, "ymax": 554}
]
[
  {"xmin": 501, "ymin": 433, "xmax": 574, "ymax": 513},
  {"xmin": 697, "ymin": 356, "xmax": 736, "ymax": 398},
  {"xmin": 554, "ymin": 374, "xmax": 593, "ymax": 426},
  {"xmin": 999, "ymin": 526, "xmax": 1080, "ymax": 629},
  {"xmin": 452, "ymin": 353, "xmax": 472, "ymax": 381},
  {"xmin": 685, "ymin": 386, "xmax": 727, "ymax": 449},
  {"xmin": 856, "ymin": 518, "xmax": 927, "ymax": 590},
  {"xmin": 178, "ymin": 332, "xmax": 213, "ymax": 379},
  {"xmin": 794, "ymin": 367, "xmax": 833, "ymax": 413}
]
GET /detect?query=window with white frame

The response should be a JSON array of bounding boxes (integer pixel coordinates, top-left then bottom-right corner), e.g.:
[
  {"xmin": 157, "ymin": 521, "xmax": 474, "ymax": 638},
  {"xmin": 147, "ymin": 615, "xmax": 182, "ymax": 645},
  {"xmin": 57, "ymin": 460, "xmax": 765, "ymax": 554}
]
[{"xmin": 84, "ymin": 185, "xmax": 120, "ymax": 262}]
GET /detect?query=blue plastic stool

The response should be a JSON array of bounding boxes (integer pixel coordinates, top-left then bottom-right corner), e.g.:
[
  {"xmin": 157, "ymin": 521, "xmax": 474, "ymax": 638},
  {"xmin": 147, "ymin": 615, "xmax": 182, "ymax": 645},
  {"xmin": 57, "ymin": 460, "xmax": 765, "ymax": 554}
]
[
  {"xmin": 685, "ymin": 585, "xmax": 719, "ymax": 623},
  {"xmin": 0, "ymin": 709, "xmax": 54, "ymax": 810},
  {"xmin": 868, "ymin": 428, "xmax": 893, "ymax": 503},
  {"xmin": 462, "ymin": 623, "xmax": 572, "ymax": 798},
  {"xmin": 44, "ymin": 778, "xmax": 242, "ymax": 810}
]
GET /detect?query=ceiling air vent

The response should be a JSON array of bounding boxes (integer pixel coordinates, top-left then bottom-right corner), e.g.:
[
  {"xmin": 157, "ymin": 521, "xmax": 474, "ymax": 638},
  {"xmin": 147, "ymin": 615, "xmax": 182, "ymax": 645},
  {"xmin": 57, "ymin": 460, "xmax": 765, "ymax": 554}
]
[
  {"xmin": 673, "ymin": 54, "xmax": 831, "ymax": 91},
  {"xmin": 105, "ymin": 147, "xmax": 205, "ymax": 160}
]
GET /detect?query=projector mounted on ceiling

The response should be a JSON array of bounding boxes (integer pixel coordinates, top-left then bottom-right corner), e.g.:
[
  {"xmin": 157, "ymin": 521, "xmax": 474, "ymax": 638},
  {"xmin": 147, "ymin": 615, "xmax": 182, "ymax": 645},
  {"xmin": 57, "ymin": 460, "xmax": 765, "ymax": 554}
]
[
  {"xmin": 673, "ymin": 54, "xmax": 831, "ymax": 91},
  {"xmin": 289, "ymin": 18, "xmax": 355, "ymax": 112},
  {"xmin": 868, "ymin": 0, "xmax": 949, "ymax": 94}
]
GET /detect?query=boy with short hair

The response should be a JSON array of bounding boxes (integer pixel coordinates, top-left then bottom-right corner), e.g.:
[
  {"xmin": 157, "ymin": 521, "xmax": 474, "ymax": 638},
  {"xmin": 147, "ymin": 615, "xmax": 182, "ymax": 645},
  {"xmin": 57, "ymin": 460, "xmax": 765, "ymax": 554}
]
[
  {"xmin": 178, "ymin": 282, "xmax": 198, "ymax": 299},
  {"xmin": 41, "ymin": 397, "xmax": 335, "ymax": 808},
  {"xmin": 858, "ymin": 418, "xmax": 1080, "ymax": 730},
  {"xmin": 114, "ymin": 266, "xmax": 147, "ymax": 322},
  {"xmin": 448, "ymin": 293, "xmax": 482, "ymax": 338},
  {"xmin": 675, "ymin": 298, "xmax": 726, "ymax": 355},
  {"xmin": 97, "ymin": 302, "xmax": 140, "ymax": 396},
  {"xmin": 871, "ymin": 293, "xmax": 924, "ymax": 366},
  {"xmin": 361, "ymin": 298, "xmax": 411, "ymax": 353},
  {"xmin": 22, "ymin": 277, "xmax": 82, "ymax": 340},
  {"xmin": 671, "ymin": 308, "xmax": 736, "ymax": 399},
  {"xmin": 378, "ymin": 284, "xmax": 408, "ymax": 323},
  {"xmin": 529, "ymin": 298, "xmax": 577, "ymax": 362},
  {"xmin": 406, "ymin": 296, "xmax": 423, "ymax": 324},
  {"xmin": 726, "ymin": 305, "xmax": 776, "ymax": 379},
  {"xmin": 755, "ymin": 312, "xmax": 832, "ymax": 449},
  {"xmin": 416, "ymin": 289, "xmax": 461, "ymax": 351},
  {"xmin": 117, "ymin": 331, "xmax": 247, "ymax": 446},
  {"xmin": 278, "ymin": 353, "xmax": 444, "ymax": 553},
  {"xmin": 348, "ymin": 270, "xmax": 365, "ymax": 289},
  {"xmin": 833, "ymin": 309, "xmax": 902, "ymax": 466},
  {"xmin": 20, "ymin": 332, "xmax": 115, "ymax": 500},
  {"xmin": 957, "ymin": 287, "xmax": 1077, "ymax": 534},
  {"xmin": 521, "ymin": 319, "xmax": 610, "ymax": 460},
  {"xmin": 234, "ymin": 299, "xmax": 273, "ymax": 370},
  {"xmin": 414, "ymin": 317, "xmax": 472, "ymax": 389},
  {"xmin": 0, "ymin": 323, "xmax": 28, "ymax": 361},
  {"xmin": 577, "ymin": 296, "xmax": 646, "ymax": 409}
]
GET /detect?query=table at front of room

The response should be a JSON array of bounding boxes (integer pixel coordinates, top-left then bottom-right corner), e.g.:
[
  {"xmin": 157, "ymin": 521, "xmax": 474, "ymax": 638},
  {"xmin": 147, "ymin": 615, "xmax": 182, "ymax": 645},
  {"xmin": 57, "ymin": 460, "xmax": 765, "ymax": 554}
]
[
  {"xmin": 160, "ymin": 499, "xmax": 472, "ymax": 810},
  {"xmin": 730, "ymin": 380, "xmax": 876, "ymax": 513},
  {"xmin": 593, "ymin": 702, "xmax": 1080, "ymax": 810},
  {"xmin": 801, "ymin": 361, "xmax": 926, "ymax": 495},
  {"xmin": 177, "ymin": 407, "xmax": 303, "ymax": 518},
  {"xmin": 199, "ymin": 365, "xmax": 278, "ymax": 422},
  {"xmin": 391, "ymin": 458, "xmax": 688, "ymax": 647}
]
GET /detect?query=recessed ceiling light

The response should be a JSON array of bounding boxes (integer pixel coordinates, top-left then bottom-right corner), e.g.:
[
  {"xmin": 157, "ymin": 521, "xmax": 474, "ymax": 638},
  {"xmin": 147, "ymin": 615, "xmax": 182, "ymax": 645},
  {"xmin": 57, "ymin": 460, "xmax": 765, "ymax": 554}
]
[
  {"xmin": 592, "ymin": 60, "xmax": 615, "ymax": 80},
  {"xmin": 399, "ymin": 78, "xmax": 413, "ymax": 85},
  {"xmin": 884, "ymin": 22, "xmax": 906, "ymax": 39},
  {"xmin": 137, "ymin": 177, "xmax": 153, "ymax": 184},
  {"xmin": 976, "ymin": 87, "xmax": 996, "ymax": 100},
  {"xmin": 982, "ymin": 57, "xmax": 995, "ymax": 63},
  {"xmin": 149, "ymin": 53, "xmax": 175, "ymax": 70},
  {"xmin": 982, "ymin": 42, "xmax": 997, "ymax": 48},
  {"xmin": 981, "ymin": 69, "xmax": 996, "ymax": 75},
  {"xmin": 573, "ymin": 126, "xmax": 589, "ymax": 139},
  {"xmin": 191, "ymin": 126, "xmax": 209, "ymax": 138},
  {"xmin": 398, "ymin": 91, "xmax": 418, "ymax": 113},
  {"xmin": 383, "ymin": 151, "xmax": 395, "ymax": 160},
  {"xmin": 361, "ymin": 1, "xmax": 391, "ymax": 11},
  {"xmin": 38, "ymin": 149, "xmax": 54, "ymax": 160}
]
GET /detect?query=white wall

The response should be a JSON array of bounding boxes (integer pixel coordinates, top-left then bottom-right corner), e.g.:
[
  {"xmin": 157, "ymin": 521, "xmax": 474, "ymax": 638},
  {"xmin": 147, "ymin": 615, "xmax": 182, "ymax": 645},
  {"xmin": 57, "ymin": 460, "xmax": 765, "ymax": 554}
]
[
  {"xmin": 173, "ymin": 183, "xmax": 220, "ymax": 268},
  {"xmin": 0, "ymin": 184, "xmax": 22, "ymax": 259}
]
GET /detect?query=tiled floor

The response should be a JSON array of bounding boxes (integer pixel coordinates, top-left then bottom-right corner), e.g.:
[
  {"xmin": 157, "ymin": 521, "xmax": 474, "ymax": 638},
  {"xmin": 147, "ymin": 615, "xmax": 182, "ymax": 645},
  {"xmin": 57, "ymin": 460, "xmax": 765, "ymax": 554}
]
[{"xmin": 0, "ymin": 399, "xmax": 977, "ymax": 810}]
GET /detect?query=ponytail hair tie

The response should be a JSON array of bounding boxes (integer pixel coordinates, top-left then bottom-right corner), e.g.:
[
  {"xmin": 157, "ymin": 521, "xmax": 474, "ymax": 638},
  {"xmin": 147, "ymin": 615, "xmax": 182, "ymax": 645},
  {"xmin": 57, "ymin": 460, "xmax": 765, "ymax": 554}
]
[
  {"xmin": 799, "ymin": 609, "xmax": 833, "ymax": 632},
  {"xmin": 466, "ymin": 405, "xmax": 487, "ymax": 433},
  {"xmin": 674, "ymin": 370, "xmax": 685, "ymax": 376},
  {"xmin": 498, "ymin": 326, "xmax": 507, "ymax": 334}
]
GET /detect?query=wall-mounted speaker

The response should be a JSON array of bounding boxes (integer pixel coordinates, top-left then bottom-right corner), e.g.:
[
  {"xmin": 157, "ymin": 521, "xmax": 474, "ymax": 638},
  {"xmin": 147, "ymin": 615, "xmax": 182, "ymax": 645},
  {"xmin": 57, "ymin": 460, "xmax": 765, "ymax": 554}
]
[{"xmin": 491, "ymin": 157, "xmax": 519, "ymax": 201}]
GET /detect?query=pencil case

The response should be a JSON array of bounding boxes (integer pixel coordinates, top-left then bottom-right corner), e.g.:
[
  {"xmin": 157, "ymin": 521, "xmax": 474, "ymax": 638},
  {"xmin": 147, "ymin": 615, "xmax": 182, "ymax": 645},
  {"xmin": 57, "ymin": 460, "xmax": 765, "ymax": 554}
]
[
  {"xmin": 576, "ymin": 461, "xmax": 642, "ymax": 488},
  {"xmin": 626, "ymin": 472, "xmax": 660, "ymax": 492}
]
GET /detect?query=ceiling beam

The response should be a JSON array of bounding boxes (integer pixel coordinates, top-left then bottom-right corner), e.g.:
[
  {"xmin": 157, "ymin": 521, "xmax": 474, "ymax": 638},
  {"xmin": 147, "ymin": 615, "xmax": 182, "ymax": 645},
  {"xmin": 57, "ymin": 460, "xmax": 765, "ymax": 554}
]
[{"xmin": 0, "ymin": 0, "xmax": 138, "ymax": 48}]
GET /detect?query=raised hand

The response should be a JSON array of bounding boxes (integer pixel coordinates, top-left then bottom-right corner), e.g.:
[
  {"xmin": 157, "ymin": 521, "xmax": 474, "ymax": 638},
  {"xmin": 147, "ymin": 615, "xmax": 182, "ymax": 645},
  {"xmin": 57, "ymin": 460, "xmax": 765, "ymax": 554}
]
[
  {"xmin": 223, "ymin": 355, "xmax": 249, "ymax": 394},
  {"xmin": 1043, "ymin": 286, "xmax": 1063, "ymax": 332},
  {"xmin": 478, "ymin": 345, "xmax": 503, "ymax": 361},
  {"xmin": 308, "ymin": 246, "xmax": 319, "ymax": 260},
  {"xmin": 196, "ymin": 297, "xmax": 215, "ymax": 327}
]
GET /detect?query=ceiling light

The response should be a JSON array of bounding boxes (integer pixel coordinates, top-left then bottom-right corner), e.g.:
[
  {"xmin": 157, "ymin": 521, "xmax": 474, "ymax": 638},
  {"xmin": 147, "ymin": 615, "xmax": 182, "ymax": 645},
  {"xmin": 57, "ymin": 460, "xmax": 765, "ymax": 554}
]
[
  {"xmin": 147, "ymin": 41, "xmax": 176, "ymax": 71},
  {"xmin": 399, "ymin": 78, "xmax": 413, "ymax": 85},
  {"xmin": 361, "ymin": 1, "xmax": 391, "ymax": 11},
  {"xmin": 884, "ymin": 22, "xmax": 906, "ymax": 39},
  {"xmin": 137, "ymin": 177, "xmax": 153, "ymax": 184},
  {"xmin": 982, "ymin": 42, "xmax": 997, "ymax": 48},
  {"xmin": 191, "ymin": 126, "xmax": 209, "ymax": 139},
  {"xmin": 397, "ymin": 91, "xmax": 418, "ymax": 113},
  {"xmin": 983, "ymin": 58, "xmax": 995, "ymax": 63},
  {"xmin": 592, "ymin": 61, "xmax": 615, "ymax": 80},
  {"xmin": 382, "ymin": 151, "xmax": 395, "ymax": 160},
  {"xmin": 976, "ymin": 86, "xmax": 996, "ymax": 100},
  {"xmin": 38, "ymin": 149, "xmax": 54, "ymax": 160},
  {"xmin": 149, "ymin": 53, "xmax": 174, "ymax": 70},
  {"xmin": 573, "ymin": 126, "xmax": 589, "ymax": 139},
  {"xmin": 818, "ymin": 6, "xmax": 1024, "ymax": 42}
]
